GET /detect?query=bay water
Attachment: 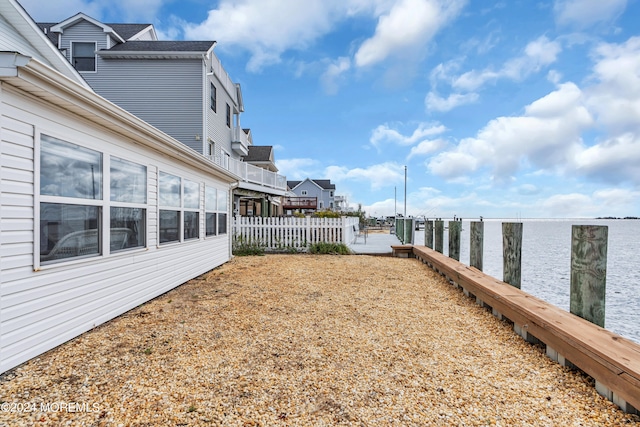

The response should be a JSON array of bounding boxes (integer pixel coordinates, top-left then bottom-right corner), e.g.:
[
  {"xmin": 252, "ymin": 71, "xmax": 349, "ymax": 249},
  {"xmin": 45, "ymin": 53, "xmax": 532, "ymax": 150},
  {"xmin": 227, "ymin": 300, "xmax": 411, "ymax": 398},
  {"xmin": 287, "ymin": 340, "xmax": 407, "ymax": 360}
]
[{"xmin": 414, "ymin": 219, "xmax": 640, "ymax": 344}]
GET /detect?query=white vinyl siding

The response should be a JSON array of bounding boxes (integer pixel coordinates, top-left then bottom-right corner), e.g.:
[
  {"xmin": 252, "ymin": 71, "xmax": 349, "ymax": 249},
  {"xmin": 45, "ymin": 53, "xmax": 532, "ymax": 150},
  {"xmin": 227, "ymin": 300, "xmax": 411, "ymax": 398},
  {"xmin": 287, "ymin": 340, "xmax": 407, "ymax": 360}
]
[{"xmin": 0, "ymin": 83, "xmax": 232, "ymax": 374}]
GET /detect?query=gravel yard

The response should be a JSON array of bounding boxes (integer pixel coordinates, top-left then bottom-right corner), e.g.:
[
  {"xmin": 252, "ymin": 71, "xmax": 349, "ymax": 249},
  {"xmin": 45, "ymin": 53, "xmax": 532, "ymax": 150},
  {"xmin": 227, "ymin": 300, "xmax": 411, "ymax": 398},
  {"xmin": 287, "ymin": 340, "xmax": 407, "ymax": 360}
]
[{"xmin": 1, "ymin": 255, "xmax": 638, "ymax": 426}]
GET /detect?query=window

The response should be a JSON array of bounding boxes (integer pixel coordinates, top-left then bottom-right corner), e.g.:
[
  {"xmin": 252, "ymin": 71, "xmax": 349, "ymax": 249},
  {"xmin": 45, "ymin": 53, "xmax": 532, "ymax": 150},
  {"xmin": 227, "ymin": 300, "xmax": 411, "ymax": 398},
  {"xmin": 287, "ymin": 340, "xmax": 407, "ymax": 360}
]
[
  {"xmin": 39, "ymin": 135, "xmax": 150, "ymax": 264},
  {"xmin": 210, "ymin": 83, "xmax": 217, "ymax": 112},
  {"xmin": 183, "ymin": 180, "xmax": 200, "ymax": 240},
  {"xmin": 226, "ymin": 103, "xmax": 231, "ymax": 128},
  {"xmin": 159, "ymin": 173, "xmax": 203, "ymax": 244},
  {"xmin": 301, "ymin": 190, "xmax": 307, "ymax": 196},
  {"xmin": 110, "ymin": 157, "xmax": 146, "ymax": 251},
  {"xmin": 205, "ymin": 186, "xmax": 217, "ymax": 236},
  {"xmin": 72, "ymin": 42, "xmax": 96, "ymax": 72},
  {"xmin": 159, "ymin": 172, "xmax": 181, "ymax": 244},
  {"xmin": 217, "ymin": 190, "xmax": 228, "ymax": 234},
  {"xmin": 39, "ymin": 135, "xmax": 102, "ymax": 263}
]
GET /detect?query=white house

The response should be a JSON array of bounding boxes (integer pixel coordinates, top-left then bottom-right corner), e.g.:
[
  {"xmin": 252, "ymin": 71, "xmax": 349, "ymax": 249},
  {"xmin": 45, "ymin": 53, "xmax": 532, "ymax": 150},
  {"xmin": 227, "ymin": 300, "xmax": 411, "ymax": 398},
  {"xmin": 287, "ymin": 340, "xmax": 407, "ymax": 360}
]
[{"xmin": 0, "ymin": 0, "xmax": 237, "ymax": 374}]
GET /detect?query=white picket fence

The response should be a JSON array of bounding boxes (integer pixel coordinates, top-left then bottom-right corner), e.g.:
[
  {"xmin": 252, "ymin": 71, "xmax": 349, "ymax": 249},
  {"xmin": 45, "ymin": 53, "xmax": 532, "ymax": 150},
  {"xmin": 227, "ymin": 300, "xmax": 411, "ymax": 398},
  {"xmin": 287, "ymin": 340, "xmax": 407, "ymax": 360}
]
[{"xmin": 233, "ymin": 216, "xmax": 360, "ymax": 250}]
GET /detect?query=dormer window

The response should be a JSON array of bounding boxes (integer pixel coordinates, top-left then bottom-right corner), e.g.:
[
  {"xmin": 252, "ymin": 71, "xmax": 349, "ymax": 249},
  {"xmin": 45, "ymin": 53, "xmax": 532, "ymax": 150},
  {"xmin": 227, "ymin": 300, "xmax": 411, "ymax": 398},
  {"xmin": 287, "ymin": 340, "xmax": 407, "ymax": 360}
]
[{"xmin": 72, "ymin": 42, "xmax": 96, "ymax": 72}]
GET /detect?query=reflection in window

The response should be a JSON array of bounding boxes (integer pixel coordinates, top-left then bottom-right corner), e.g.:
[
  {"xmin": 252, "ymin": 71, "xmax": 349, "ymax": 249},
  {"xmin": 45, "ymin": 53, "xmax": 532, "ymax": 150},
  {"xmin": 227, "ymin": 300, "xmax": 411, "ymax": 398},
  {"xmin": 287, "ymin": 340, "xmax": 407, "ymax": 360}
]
[
  {"xmin": 184, "ymin": 180, "xmax": 200, "ymax": 209},
  {"xmin": 159, "ymin": 210, "xmax": 179, "ymax": 244},
  {"xmin": 205, "ymin": 186, "xmax": 217, "ymax": 236},
  {"xmin": 159, "ymin": 172, "xmax": 181, "ymax": 207},
  {"xmin": 184, "ymin": 211, "xmax": 199, "ymax": 240},
  {"xmin": 40, "ymin": 203, "xmax": 100, "ymax": 262},
  {"xmin": 111, "ymin": 207, "xmax": 145, "ymax": 251},
  {"xmin": 40, "ymin": 135, "xmax": 102, "ymax": 200},
  {"xmin": 111, "ymin": 158, "xmax": 146, "ymax": 203},
  {"xmin": 217, "ymin": 190, "xmax": 228, "ymax": 235},
  {"xmin": 218, "ymin": 213, "xmax": 227, "ymax": 235}
]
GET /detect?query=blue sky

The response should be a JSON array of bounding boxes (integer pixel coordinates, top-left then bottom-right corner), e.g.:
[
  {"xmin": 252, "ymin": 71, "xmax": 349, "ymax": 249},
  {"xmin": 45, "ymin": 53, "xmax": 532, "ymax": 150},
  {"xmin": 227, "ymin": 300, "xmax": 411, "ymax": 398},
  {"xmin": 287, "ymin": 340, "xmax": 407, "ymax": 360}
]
[{"xmin": 21, "ymin": 0, "xmax": 640, "ymax": 219}]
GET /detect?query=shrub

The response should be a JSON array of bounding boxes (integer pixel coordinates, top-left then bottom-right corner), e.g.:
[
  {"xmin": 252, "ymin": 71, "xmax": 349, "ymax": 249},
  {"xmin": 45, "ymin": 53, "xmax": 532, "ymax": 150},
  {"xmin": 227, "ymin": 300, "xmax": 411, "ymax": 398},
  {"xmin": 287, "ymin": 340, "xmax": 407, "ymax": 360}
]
[
  {"xmin": 232, "ymin": 235, "xmax": 265, "ymax": 256},
  {"xmin": 308, "ymin": 242, "xmax": 352, "ymax": 255}
]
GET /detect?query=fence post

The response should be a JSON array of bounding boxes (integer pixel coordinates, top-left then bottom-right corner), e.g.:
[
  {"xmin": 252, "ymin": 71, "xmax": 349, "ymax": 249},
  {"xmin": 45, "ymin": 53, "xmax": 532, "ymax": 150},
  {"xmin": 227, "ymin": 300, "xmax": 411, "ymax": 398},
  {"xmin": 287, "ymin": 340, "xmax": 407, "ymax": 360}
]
[
  {"xmin": 434, "ymin": 220, "xmax": 444, "ymax": 253},
  {"xmin": 404, "ymin": 218, "xmax": 413, "ymax": 244},
  {"xmin": 502, "ymin": 222, "xmax": 523, "ymax": 288},
  {"xmin": 470, "ymin": 221, "xmax": 484, "ymax": 271},
  {"xmin": 448, "ymin": 220, "xmax": 461, "ymax": 261},
  {"xmin": 570, "ymin": 225, "xmax": 608, "ymax": 327},
  {"xmin": 424, "ymin": 220, "xmax": 434, "ymax": 249}
]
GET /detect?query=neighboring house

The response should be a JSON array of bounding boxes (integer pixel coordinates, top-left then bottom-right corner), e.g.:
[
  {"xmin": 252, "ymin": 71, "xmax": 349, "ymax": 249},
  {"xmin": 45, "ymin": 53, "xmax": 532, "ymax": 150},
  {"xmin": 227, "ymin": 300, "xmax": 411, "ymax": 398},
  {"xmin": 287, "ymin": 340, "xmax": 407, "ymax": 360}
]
[
  {"xmin": 0, "ymin": 0, "xmax": 236, "ymax": 374},
  {"xmin": 36, "ymin": 13, "xmax": 286, "ymax": 217},
  {"xmin": 285, "ymin": 179, "xmax": 336, "ymax": 213},
  {"xmin": 238, "ymin": 145, "xmax": 282, "ymax": 216}
]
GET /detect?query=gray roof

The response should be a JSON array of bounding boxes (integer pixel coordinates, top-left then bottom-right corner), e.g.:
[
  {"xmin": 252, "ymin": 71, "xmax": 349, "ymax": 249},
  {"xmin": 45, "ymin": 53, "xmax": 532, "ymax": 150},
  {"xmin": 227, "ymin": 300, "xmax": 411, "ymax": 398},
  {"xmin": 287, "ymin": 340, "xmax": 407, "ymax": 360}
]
[
  {"xmin": 104, "ymin": 41, "xmax": 215, "ymax": 53},
  {"xmin": 243, "ymin": 146, "xmax": 273, "ymax": 162},
  {"xmin": 288, "ymin": 179, "xmax": 335, "ymax": 191},
  {"xmin": 108, "ymin": 23, "xmax": 153, "ymax": 40},
  {"xmin": 36, "ymin": 23, "xmax": 58, "ymax": 45}
]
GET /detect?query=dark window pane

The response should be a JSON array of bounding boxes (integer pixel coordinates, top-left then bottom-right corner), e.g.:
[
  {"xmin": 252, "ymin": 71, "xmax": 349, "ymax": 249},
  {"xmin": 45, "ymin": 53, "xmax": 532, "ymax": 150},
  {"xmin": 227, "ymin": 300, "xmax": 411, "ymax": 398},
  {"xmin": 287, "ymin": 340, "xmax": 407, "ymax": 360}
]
[
  {"xmin": 218, "ymin": 213, "xmax": 227, "ymax": 235},
  {"xmin": 40, "ymin": 203, "xmax": 100, "ymax": 262},
  {"xmin": 206, "ymin": 212, "xmax": 216, "ymax": 236},
  {"xmin": 111, "ymin": 207, "xmax": 145, "ymax": 251},
  {"xmin": 159, "ymin": 210, "xmax": 180, "ymax": 243},
  {"xmin": 73, "ymin": 42, "xmax": 95, "ymax": 72},
  {"xmin": 184, "ymin": 211, "xmax": 199, "ymax": 240}
]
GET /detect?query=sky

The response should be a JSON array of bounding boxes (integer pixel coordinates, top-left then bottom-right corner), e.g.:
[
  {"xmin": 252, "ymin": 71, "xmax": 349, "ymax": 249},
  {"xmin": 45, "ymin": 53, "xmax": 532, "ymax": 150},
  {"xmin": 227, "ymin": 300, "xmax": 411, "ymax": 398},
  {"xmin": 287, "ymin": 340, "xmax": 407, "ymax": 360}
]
[{"xmin": 20, "ymin": 0, "xmax": 640, "ymax": 219}]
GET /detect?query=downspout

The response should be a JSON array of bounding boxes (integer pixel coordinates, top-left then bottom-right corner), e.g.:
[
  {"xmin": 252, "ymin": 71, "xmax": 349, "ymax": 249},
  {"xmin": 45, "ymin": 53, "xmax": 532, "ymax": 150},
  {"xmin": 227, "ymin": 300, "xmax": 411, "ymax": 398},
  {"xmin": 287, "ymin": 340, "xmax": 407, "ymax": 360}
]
[{"xmin": 229, "ymin": 181, "xmax": 240, "ymax": 258}]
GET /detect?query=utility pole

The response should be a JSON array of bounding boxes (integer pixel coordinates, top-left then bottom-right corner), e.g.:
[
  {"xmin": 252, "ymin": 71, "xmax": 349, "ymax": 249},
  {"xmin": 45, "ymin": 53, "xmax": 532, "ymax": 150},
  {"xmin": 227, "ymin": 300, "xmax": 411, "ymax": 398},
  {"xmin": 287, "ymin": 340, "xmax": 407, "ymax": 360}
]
[{"xmin": 404, "ymin": 165, "xmax": 407, "ymax": 218}]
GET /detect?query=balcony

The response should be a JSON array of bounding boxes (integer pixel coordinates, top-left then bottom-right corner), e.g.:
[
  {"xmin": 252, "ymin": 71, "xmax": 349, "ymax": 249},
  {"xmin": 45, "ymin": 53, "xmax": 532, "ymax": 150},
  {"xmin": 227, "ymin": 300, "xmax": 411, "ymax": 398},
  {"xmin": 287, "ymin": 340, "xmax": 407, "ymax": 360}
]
[
  {"xmin": 208, "ymin": 155, "xmax": 287, "ymax": 192},
  {"xmin": 282, "ymin": 197, "xmax": 318, "ymax": 210},
  {"xmin": 231, "ymin": 126, "xmax": 249, "ymax": 156}
]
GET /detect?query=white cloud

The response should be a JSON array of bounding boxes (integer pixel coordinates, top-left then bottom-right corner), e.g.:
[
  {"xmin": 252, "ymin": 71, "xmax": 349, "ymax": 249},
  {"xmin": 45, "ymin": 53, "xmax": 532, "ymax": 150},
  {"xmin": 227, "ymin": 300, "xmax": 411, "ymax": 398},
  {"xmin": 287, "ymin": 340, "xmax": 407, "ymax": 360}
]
[
  {"xmin": 181, "ymin": 0, "xmax": 419, "ymax": 72},
  {"xmin": 554, "ymin": 0, "xmax": 627, "ymax": 29},
  {"xmin": 425, "ymin": 91, "xmax": 479, "ymax": 112},
  {"xmin": 370, "ymin": 122, "xmax": 446, "ymax": 149},
  {"xmin": 325, "ymin": 162, "xmax": 405, "ymax": 189},
  {"xmin": 541, "ymin": 193, "xmax": 596, "ymax": 217},
  {"xmin": 452, "ymin": 36, "xmax": 562, "ymax": 91},
  {"xmin": 354, "ymin": 0, "xmax": 466, "ymax": 67},
  {"xmin": 320, "ymin": 57, "xmax": 351, "ymax": 95},
  {"xmin": 276, "ymin": 158, "xmax": 321, "ymax": 180},
  {"xmin": 574, "ymin": 133, "xmax": 640, "ymax": 184},
  {"xmin": 184, "ymin": 0, "xmax": 347, "ymax": 71},
  {"xmin": 407, "ymin": 139, "xmax": 447, "ymax": 159},
  {"xmin": 428, "ymin": 82, "xmax": 593, "ymax": 181},
  {"xmin": 586, "ymin": 37, "xmax": 640, "ymax": 135}
]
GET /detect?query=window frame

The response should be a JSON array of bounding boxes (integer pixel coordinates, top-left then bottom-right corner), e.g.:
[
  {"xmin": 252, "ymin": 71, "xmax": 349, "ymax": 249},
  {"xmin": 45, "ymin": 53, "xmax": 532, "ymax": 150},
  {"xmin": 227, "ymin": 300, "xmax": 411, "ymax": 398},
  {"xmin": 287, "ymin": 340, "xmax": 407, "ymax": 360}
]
[
  {"xmin": 71, "ymin": 41, "xmax": 97, "ymax": 73},
  {"xmin": 210, "ymin": 83, "xmax": 217, "ymax": 113},
  {"xmin": 36, "ymin": 133, "xmax": 149, "ymax": 267}
]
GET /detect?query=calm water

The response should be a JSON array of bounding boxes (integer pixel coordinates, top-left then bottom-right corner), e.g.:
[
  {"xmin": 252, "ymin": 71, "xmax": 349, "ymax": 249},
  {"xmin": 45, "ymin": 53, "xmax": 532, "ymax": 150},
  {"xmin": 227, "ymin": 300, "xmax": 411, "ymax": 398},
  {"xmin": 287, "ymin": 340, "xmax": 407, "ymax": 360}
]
[{"xmin": 414, "ymin": 219, "xmax": 640, "ymax": 344}]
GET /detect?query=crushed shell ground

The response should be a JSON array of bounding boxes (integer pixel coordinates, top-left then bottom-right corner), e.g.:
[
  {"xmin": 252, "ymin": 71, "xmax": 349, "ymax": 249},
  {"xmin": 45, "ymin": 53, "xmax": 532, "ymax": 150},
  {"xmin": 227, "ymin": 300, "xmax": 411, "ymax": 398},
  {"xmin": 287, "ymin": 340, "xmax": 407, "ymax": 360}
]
[{"xmin": 1, "ymin": 255, "xmax": 639, "ymax": 426}]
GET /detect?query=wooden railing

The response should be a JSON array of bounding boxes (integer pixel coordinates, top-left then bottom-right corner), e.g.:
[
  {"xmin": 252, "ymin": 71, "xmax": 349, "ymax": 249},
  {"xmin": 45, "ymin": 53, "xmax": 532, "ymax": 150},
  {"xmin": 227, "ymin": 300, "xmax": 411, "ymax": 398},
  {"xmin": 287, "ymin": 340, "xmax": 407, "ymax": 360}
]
[{"xmin": 282, "ymin": 197, "xmax": 318, "ymax": 210}]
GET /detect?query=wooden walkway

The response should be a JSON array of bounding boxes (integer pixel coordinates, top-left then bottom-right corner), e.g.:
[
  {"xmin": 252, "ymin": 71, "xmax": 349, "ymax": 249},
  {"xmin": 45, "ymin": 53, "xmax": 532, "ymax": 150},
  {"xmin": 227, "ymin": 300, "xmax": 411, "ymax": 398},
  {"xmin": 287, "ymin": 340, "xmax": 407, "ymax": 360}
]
[{"xmin": 408, "ymin": 245, "xmax": 640, "ymax": 413}]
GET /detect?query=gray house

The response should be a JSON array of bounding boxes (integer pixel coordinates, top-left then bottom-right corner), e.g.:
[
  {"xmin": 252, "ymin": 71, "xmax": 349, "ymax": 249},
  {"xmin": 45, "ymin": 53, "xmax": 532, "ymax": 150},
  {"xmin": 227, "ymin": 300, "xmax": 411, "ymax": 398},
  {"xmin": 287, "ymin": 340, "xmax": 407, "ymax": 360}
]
[
  {"xmin": 285, "ymin": 179, "xmax": 336, "ymax": 213},
  {"xmin": 37, "ymin": 13, "xmax": 286, "ymax": 215}
]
